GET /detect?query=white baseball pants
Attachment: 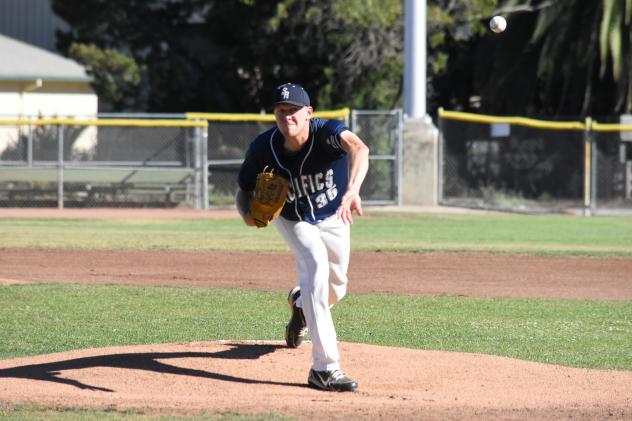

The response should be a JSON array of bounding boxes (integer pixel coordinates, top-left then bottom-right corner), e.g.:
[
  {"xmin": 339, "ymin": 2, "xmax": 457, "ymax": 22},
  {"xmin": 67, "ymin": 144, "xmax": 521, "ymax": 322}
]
[{"xmin": 274, "ymin": 215, "xmax": 350, "ymax": 371}]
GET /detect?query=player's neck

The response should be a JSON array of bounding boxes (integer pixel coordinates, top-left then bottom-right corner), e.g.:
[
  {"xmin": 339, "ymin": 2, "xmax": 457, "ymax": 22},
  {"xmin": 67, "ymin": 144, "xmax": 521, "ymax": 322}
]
[{"xmin": 283, "ymin": 127, "xmax": 310, "ymax": 152}]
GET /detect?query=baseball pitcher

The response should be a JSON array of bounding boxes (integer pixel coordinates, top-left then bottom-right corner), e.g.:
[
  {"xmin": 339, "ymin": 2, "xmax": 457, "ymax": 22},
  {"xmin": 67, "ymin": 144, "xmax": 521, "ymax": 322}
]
[{"xmin": 236, "ymin": 83, "xmax": 369, "ymax": 392}]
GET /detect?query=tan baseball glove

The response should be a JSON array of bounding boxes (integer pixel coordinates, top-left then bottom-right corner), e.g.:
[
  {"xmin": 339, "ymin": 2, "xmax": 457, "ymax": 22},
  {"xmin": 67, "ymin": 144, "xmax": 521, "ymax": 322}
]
[{"xmin": 250, "ymin": 167, "xmax": 289, "ymax": 228}]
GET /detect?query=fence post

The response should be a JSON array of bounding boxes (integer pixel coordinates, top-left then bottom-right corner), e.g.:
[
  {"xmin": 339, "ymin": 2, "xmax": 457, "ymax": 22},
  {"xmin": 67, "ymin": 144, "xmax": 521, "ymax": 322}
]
[
  {"xmin": 437, "ymin": 108, "xmax": 444, "ymax": 205},
  {"xmin": 583, "ymin": 117, "xmax": 592, "ymax": 216},
  {"xmin": 350, "ymin": 109, "xmax": 357, "ymax": 133},
  {"xmin": 201, "ymin": 125, "xmax": 209, "ymax": 210},
  {"xmin": 192, "ymin": 126, "xmax": 201, "ymax": 209},
  {"xmin": 57, "ymin": 125, "xmax": 64, "ymax": 209},
  {"xmin": 395, "ymin": 109, "xmax": 404, "ymax": 206},
  {"xmin": 27, "ymin": 124, "xmax": 33, "ymax": 167},
  {"xmin": 590, "ymin": 121, "xmax": 598, "ymax": 215}
]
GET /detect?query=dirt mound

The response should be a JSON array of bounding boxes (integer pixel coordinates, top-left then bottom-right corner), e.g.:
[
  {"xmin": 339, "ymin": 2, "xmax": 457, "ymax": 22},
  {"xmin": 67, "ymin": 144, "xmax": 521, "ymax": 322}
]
[{"xmin": 1, "ymin": 341, "xmax": 630, "ymax": 420}]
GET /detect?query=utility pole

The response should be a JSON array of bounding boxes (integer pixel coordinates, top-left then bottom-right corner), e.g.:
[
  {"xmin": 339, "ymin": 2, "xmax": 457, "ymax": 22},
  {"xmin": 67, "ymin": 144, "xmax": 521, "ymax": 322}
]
[
  {"xmin": 401, "ymin": 0, "xmax": 438, "ymax": 207},
  {"xmin": 404, "ymin": 0, "xmax": 426, "ymax": 119}
]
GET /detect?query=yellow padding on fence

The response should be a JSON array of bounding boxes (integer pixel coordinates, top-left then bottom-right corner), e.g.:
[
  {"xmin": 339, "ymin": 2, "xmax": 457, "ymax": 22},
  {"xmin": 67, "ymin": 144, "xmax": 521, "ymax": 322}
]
[
  {"xmin": 186, "ymin": 107, "xmax": 350, "ymax": 122},
  {"xmin": 590, "ymin": 122, "xmax": 632, "ymax": 132},
  {"xmin": 439, "ymin": 109, "xmax": 586, "ymax": 131},
  {"xmin": 0, "ymin": 118, "xmax": 208, "ymax": 128}
]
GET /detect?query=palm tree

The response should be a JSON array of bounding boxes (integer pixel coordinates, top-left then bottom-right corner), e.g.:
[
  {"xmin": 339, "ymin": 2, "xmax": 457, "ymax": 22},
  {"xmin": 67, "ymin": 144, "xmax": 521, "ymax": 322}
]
[
  {"xmin": 475, "ymin": 0, "xmax": 632, "ymax": 116},
  {"xmin": 598, "ymin": 0, "xmax": 632, "ymax": 112}
]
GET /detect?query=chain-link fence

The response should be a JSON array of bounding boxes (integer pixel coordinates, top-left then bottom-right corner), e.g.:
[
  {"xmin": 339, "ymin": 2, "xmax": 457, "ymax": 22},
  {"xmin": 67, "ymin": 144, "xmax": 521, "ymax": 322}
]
[
  {"xmin": 189, "ymin": 109, "xmax": 401, "ymax": 206},
  {"xmin": 0, "ymin": 110, "xmax": 402, "ymax": 209},
  {"xmin": 438, "ymin": 109, "xmax": 632, "ymax": 214},
  {"xmin": 351, "ymin": 109, "xmax": 402, "ymax": 205},
  {"xmin": 591, "ymin": 121, "xmax": 632, "ymax": 212},
  {"xmin": 205, "ymin": 119, "xmax": 275, "ymax": 206},
  {"xmin": 0, "ymin": 118, "xmax": 208, "ymax": 208}
]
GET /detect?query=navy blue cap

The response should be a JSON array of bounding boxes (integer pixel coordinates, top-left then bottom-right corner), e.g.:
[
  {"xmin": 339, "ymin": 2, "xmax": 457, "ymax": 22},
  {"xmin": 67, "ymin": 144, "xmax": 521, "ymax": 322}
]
[{"xmin": 272, "ymin": 83, "xmax": 310, "ymax": 107}]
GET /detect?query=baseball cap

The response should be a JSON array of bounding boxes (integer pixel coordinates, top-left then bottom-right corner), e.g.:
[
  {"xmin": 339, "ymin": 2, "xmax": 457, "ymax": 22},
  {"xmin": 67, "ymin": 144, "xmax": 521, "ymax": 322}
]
[{"xmin": 271, "ymin": 83, "xmax": 310, "ymax": 107}]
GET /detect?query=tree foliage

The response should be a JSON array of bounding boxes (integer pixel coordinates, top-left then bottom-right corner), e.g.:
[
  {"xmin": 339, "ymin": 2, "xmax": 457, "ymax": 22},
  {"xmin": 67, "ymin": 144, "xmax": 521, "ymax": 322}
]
[
  {"xmin": 204, "ymin": 0, "xmax": 404, "ymax": 111},
  {"xmin": 426, "ymin": 0, "xmax": 497, "ymax": 113},
  {"xmin": 52, "ymin": 0, "xmax": 406, "ymax": 112},
  {"xmin": 68, "ymin": 43, "xmax": 143, "ymax": 110},
  {"xmin": 52, "ymin": 0, "xmax": 213, "ymax": 112},
  {"xmin": 51, "ymin": 0, "xmax": 492, "ymax": 113},
  {"xmin": 52, "ymin": 0, "xmax": 632, "ymax": 117}
]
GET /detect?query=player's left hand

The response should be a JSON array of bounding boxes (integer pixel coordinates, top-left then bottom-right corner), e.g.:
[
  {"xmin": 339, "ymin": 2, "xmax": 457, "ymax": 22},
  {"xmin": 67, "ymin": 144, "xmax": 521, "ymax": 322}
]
[{"xmin": 337, "ymin": 189, "xmax": 363, "ymax": 224}]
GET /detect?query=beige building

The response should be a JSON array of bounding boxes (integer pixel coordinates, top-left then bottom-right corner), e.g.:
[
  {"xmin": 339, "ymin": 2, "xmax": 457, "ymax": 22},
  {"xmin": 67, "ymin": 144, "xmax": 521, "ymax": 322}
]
[{"xmin": 0, "ymin": 33, "xmax": 96, "ymax": 118}]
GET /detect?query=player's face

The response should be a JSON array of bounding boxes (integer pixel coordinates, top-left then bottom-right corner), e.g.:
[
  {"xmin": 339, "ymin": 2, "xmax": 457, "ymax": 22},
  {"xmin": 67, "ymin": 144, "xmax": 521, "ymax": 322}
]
[{"xmin": 274, "ymin": 103, "xmax": 312, "ymax": 139}]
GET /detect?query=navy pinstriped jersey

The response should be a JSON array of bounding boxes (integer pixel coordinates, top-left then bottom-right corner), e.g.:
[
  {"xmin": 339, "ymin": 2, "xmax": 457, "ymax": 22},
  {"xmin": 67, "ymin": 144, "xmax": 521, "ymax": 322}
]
[{"xmin": 238, "ymin": 118, "xmax": 349, "ymax": 224}]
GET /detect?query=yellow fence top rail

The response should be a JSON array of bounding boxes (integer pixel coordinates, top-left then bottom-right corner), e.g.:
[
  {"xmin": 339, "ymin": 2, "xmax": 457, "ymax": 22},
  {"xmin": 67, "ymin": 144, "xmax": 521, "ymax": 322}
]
[
  {"xmin": 438, "ymin": 109, "xmax": 586, "ymax": 131},
  {"xmin": 186, "ymin": 107, "xmax": 351, "ymax": 122},
  {"xmin": 591, "ymin": 121, "xmax": 632, "ymax": 132},
  {"xmin": 0, "ymin": 118, "xmax": 208, "ymax": 128}
]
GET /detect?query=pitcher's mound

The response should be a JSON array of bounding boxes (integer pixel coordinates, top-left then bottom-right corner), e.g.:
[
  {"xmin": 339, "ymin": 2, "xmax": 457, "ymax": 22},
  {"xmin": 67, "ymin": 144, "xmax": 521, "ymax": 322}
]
[{"xmin": 1, "ymin": 341, "xmax": 631, "ymax": 419}]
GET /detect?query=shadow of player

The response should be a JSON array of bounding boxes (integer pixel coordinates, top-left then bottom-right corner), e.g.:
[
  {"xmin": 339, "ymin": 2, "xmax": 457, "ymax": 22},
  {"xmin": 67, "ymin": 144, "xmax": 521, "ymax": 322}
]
[{"xmin": 0, "ymin": 342, "xmax": 302, "ymax": 391}]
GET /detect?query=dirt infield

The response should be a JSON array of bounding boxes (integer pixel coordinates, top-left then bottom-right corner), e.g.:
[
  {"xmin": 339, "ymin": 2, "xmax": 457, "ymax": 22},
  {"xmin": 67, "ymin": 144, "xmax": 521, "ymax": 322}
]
[
  {"xmin": 2, "ymin": 249, "xmax": 632, "ymax": 301},
  {"xmin": 1, "ymin": 208, "xmax": 631, "ymax": 419}
]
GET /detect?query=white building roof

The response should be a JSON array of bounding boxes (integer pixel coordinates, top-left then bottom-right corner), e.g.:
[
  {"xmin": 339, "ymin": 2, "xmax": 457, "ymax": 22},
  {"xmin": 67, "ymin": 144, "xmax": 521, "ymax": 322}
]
[{"xmin": 0, "ymin": 33, "xmax": 90, "ymax": 82}]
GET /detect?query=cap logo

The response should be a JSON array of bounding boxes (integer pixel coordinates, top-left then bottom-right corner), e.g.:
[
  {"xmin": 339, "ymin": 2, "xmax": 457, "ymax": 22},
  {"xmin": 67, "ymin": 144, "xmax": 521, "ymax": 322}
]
[{"xmin": 281, "ymin": 87, "xmax": 290, "ymax": 99}]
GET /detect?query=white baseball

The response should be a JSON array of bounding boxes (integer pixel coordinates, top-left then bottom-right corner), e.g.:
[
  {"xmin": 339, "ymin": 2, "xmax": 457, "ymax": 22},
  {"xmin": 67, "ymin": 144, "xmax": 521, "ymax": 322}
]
[{"xmin": 489, "ymin": 16, "xmax": 507, "ymax": 33}]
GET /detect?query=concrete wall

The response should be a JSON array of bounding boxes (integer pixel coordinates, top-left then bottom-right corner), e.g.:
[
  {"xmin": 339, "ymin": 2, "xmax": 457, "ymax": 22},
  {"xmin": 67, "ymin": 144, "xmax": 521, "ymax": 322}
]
[{"xmin": 401, "ymin": 117, "xmax": 438, "ymax": 205}]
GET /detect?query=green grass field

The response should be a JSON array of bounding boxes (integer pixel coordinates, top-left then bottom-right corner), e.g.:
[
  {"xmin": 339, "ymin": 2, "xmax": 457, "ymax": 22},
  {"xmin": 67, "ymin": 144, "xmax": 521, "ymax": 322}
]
[
  {"xmin": 1, "ymin": 211, "xmax": 631, "ymax": 420},
  {"xmin": 1, "ymin": 211, "xmax": 631, "ymax": 255},
  {"xmin": 0, "ymin": 404, "xmax": 290, "ymax": 421},
  {"xmin": 1, "ymin": 284, "xmax": 630, "ymax": 370}
]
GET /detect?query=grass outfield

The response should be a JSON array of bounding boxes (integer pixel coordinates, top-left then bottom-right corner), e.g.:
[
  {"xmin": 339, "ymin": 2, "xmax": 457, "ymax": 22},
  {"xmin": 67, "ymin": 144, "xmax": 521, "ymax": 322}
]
[{"xmin": 0, "ymin": 211, "xmax": 631, "ymax": 255}]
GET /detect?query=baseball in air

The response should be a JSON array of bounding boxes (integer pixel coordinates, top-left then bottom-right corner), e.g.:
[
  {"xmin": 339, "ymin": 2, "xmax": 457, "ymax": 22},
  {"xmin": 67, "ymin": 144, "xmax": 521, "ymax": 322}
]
[{"xmin": 489, "ymin": 16, "xmax": 507, "ymax": 33}]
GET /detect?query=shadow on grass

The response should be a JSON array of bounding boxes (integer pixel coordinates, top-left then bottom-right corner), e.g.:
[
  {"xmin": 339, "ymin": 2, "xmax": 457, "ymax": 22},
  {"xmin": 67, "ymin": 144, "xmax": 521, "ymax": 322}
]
[{"xmin": 0, "ymin": 343, "xmax": 303, "ymax": 391}]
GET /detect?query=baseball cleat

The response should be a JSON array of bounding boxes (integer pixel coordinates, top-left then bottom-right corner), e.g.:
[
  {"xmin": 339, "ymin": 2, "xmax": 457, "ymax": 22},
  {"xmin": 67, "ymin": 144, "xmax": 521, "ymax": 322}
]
[
  {"xmin": 307, "ymin": 369, "xmax": 358, "ymax": 392},
  {"xmin": 285, "ymin": 286, "xmax": 307, "ymax": 348}
]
